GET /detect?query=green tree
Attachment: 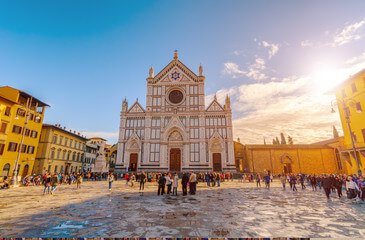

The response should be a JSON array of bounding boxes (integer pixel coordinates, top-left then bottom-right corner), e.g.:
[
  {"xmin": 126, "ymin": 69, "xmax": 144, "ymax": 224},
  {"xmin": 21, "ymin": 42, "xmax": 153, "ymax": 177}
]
[
  {"xmin": 280, "ymin": 133, "xmax": 287, "ymax": 144},
  {"xmin": 333, "ymin": 125, "xmax": 339, "ymax": 138}
]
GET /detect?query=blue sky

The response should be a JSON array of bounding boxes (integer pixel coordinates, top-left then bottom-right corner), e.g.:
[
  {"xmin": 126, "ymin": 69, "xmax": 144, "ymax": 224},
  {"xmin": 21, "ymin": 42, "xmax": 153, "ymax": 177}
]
[{"xmin": 1, "ymin": 1, "xmax": 365, "ymax": 144}]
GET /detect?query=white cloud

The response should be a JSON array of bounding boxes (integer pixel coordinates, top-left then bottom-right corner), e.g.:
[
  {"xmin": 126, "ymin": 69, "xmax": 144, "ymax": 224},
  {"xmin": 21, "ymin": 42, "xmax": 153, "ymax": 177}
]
[
  {"xmin": 332, "ymin": 20, "xmax": 365, "ymax": 46},
  {"xmin": 223, "ymin": 57, "xmax": 267, "ymax": 81},
  {"xmin": 300, "ymin": 40, "xmax": 313, "ymax": 47},
  {"xmin": 260, "ymin": 41, "xmax": 279, "ymax": 59},
  {"xmin": 81, "ymin": 131, "xmax": 119, "ymax": 143},
  {"xmin": 219, "ymin": 52, "xmax": 365, "ymax": 144}
]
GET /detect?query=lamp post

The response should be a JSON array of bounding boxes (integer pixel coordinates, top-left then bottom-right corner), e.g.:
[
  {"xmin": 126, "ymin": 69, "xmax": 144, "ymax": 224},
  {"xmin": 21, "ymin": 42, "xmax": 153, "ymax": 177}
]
[
  {"xmin": 332, "ymin": 98, "xmax": 362, "ymax": 176},
  {"xmin": 11, "ymin": 97, "xmax": 32, "ymax": 187}
]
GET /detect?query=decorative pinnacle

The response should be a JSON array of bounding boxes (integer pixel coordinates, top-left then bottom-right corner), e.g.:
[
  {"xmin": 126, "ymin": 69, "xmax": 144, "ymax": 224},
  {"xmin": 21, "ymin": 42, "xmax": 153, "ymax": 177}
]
[{"xmin": 174, "ymin": 50, "xmax": 178, "ymax": 60}]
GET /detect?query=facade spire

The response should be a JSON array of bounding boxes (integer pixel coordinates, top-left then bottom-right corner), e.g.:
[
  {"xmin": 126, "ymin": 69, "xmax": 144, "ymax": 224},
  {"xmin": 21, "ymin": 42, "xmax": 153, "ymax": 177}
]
[
  {"xmin": 173, "ymin": 50, "xmax": 178, "ymax": 60},
  {"xmin": 199, "ymin": 64, "xmax": 203, "ymax": 76},
  {"xmin": 148, "ymin": 66, "xmax": 154, "ymax": 78}
]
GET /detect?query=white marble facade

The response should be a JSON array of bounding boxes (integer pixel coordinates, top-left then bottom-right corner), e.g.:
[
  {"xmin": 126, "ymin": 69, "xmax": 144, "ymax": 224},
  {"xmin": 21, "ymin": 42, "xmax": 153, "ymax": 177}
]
[{"xmin": 116, "ymin": 51, "xmax": 236, "ymax": 172}]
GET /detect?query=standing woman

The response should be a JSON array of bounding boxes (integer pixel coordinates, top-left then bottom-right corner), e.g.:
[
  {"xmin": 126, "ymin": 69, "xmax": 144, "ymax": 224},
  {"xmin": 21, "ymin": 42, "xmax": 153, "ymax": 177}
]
[
  {"xmin": 108, "ymin": 172, "xmax": 114, "ymax": 191},
  {"xmin": 279, "ymin": 174, "xmax": 286, "ymax": 190},
  {"xmin": 172, "ymin": 172, "xmax": 179, "ymax": 196},
  {"xmin": 76, "ymin": 173, "xmax": 83, "ymax": 189}
]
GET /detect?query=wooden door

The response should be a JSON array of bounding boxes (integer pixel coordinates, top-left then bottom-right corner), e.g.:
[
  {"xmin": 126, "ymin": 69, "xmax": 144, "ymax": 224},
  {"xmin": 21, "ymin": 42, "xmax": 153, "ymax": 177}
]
[
  {"xmin": 169, "ymin": 148, "xmax": 181, "ymax": 172},
  {"xmin": 22, "ymin": 164, "xmax": 29, "ymax": 179},
  {"xmin": 213, "ymin": 153, "xmax": 222, "ymax": 172},
  {"xmin": 130, "ymin": 153, "xmax": 138, "ymax": 172}
]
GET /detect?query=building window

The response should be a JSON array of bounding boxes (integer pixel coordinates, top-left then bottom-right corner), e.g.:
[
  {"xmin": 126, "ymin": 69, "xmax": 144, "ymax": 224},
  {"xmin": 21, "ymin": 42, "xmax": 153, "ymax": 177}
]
[
  {"xmin": 12, "ymin": 125, "xmax": 22, "ymax": 134},
  {"xmin": 57, "ymin": 149, "xmax": 61, "ymax": 159},
  {"xmin": 4, "ymin": 107, "xmax": 11, "ymax": 116},
  {"xmin": 25, "ymin": 128, "xmax": 30, "ymax": 136},
  {"xmin": 2, "ymin": 163, "xmax": 11, "ymax": 177},
  {"xmin": 356, "ymin": 102, "xmax": 362, "ymax": 112},
  {"xmin": 17, "ymin": 108, "xmax": 26, "ymax": 117},
  {"xmin": 60, "ymin": 165, "xmax": 64, "ymax": 173},
  {"xmin": 190, "ymin": 128, "xmax": 199, "ymax": 139},
  {"xmin": 27, "ymin": 146, "xmax": 35, "ymax": 154},
  {"xmin": 351, "ymin": 82, "xmax": 357, "ymax": 93},
  {"xmin": 0, "ymin": 122, "xmax": 7, "ymax": 133},
  {"xmin": 30, "ymin": 130, "xmax": 38, "ymax": 138},
  {"xmin": 150, "ymin": 143, "xmax": 160, "ymax": 162},
  {"xmin": 62, "ymin": 150, "xmax": 67, "ymax": 160},
  {"xmin": 59, "ymin": 136, "xmax": 63, "ymax": 145},
  {"xmin": 190, "ymin": 143, "xmax": 200, "ymax": 162},
  {"xmin": 50, "ymin": 149, "xmax": 55, "ymax": 159},
  {"xmin": 151, "ymin": 129, "xmax": 160, "ymax": 139},
  {"xmin": 20, "ymin": 144, "xmax": 27, "ymax": 153},
  {"xmin": 7, "ymin": 142, "xmax": 18, "ymax": 152},
  {"xmin": 65, "ymin": 138, "xmax": 68, "ymax": 146},
  {"xmin": 70, "ymin": 139, "xmax": 73, "ymax": 148},
  {"xmin": 54, "ymin": 165, "xmax": 58, "ymax": 173},
  {"xmin": 0, "ymin": 143, "xmax": 5, "ymax": 155},
  {"xmin": 34, "ymin": 116, "xmax": 41, "ymax": 123},
  {"xmin": 29, "ymin": 113, "xmax": 34, "ymax": 121},
  {"xmin": 151, "ymin": 118, "xmax": 161, "ymax": 127},
  {"xmin": 53, "ymin": 135, "xmax": 58, "ymax": 144},
  {"xmin": 362, "ymin": 129, "xmax": 365, "ymax": 143},
  {"xmin": 48, "ymin": 165, "xmax": 52, "ymax": 172}
]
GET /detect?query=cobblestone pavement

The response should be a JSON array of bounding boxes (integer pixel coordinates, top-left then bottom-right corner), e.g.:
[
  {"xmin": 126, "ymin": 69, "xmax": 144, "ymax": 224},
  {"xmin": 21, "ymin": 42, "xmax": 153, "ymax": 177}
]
[{"xmin": 0, "ymin": 180, "xmax": 364, "ymax": 238}]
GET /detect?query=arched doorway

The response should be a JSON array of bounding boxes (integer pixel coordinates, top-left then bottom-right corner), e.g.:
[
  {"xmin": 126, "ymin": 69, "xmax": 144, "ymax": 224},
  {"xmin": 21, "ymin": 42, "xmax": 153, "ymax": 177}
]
[
  {"xmin": 22, "ymin": 164, "xmax": 29, "ymax": 178},
  {"xmin": 213, "ymin": 153, "xmax": 222, "ymax": 172},
  {"xmin": 281, "ymin": 155, "xmax": 292, "ymax": 174},
  {"xmin": 2, "ymin": 163, "xmax": 10, "ymax": 177},
  {"xmin": 170, "ymin": 148, "xmax": 181, "ymax": 172},
  {"xmin": 129, "ymin": 153, "xmax": 138, "ymax": 171}
]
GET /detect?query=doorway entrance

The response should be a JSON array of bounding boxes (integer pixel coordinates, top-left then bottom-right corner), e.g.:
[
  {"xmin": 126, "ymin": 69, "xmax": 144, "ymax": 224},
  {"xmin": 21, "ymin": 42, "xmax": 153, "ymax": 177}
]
[
  {"xmin": 22, "ymin": 164, "xmax": 29, "ymax": 179},
  {"xmin": 283, "ymin": 164, "xmax": 292, "ymax": 174},
  {"xmin": 169, "ymin": 148, "xmax": 181, "ymax": 172},
  {"xmin": 213, "ymin": 153, "xmax": 222, "ymax": 172},
  {"xmin": 129, "ymin": 153, "xmax": 138, "ymax": 172}
]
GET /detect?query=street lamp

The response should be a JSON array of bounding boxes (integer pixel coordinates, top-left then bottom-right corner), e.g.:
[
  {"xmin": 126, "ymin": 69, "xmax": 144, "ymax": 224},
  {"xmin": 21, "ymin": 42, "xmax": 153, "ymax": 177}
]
[
  {"xmin": 11, "ymin": 97, "xmax": 40, "ymax": 187},
  {"xmin": 331, "ymin": 98, "xmax": 362, "ymax": 176}
]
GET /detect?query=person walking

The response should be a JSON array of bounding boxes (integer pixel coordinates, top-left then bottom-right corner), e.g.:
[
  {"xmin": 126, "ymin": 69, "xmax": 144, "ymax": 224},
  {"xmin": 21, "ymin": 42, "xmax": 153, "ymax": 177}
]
[
  {"xmin": 310, "ymin": 175, "xmax": 317, "ymax": 191},
  {"xmin": 50, "ymin": 173, "xmax": 59, "ymax": 195},
  {"xmin": 264, "ymin": 174, "xmax": 270, "ymax": 189},
  {"xmin": 139, "ymin": 171, "xmax": 146, "ymax": 195},
  {"xmin": 279, "ymin": 174, "xmax": 286, "ymax": 189},
  {"xmin": 322, "ymin": 174, "xmax": 333, "ymax": 199},
  {"xmin": 299, "ymin": 174, "xmax": 306, "ymax": 190},
  {"xmin": 157, "ymin": 173, "xmax": 166, "ymax": 195},
  {"xmin": 108, "ymin": 172, "xmax": 114, "ymax": 191},
  {"xmin": 346, "ymin": 176, "xmax": 359, "ymax": 200},
  {"xmin": 182, "ymin": 172, "xmax": 189, "ymax": 196},
  {"xmin": 290, "ymin": 175, "xmax": 298, "ymax": 191},
  {"xmin": 216, "ymin": 172, "xmax": 221, "ymax": 187},
  {"xmin": 172, "ymin": 173, "xmax": 179, "ymax": 196},
  {"xmin": 334, "ymin": 176, "xmax": 343, "ymax": 198},
  {"xmin": 43, "ymin": 173, "xmax": 51, "ymax": 195},
  {"xmin": 255, "ymin": 174, "xmax": 261, "ymax": 187}
]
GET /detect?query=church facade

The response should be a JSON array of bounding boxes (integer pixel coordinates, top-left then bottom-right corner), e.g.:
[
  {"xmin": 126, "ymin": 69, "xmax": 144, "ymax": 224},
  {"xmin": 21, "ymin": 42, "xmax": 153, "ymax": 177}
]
[{"xmin": 115, "ymin": 51, "xmax": 235, "ymax": 172}]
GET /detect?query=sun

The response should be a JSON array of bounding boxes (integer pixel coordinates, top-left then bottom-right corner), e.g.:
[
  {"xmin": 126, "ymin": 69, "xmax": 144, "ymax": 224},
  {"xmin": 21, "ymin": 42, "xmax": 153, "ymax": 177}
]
[{"xmin": 311, "ymin": 64, "xmax": 347, "ymax": 94}]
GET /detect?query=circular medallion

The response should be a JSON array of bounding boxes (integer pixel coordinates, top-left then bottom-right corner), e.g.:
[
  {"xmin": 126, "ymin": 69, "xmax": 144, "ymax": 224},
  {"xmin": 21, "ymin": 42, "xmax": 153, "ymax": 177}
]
[{"xmin": 168, "ymin": 90, "xmax": 184, "ymax": 104}]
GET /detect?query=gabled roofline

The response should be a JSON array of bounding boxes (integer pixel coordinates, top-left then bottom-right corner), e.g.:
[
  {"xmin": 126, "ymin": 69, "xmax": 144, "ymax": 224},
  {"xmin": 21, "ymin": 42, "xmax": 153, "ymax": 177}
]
[
  {"xmin": 127, "ymin": 100, "xmax": 146, "ymax": 113},
  {"xmin": 205, "ymin": 98, "xmax": 225, "ymax": 112},
  {"xmin": 153, "ymin": 59, "xmax": 198, "ymax": 84}
]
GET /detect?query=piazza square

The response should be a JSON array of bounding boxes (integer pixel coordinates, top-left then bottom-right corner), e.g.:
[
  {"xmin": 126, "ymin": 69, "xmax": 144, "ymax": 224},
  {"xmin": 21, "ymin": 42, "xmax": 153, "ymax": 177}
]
[
  {"xmin": 1, "ymin": 1, "xmax": 365, "ymax": 239},
  {"xmin": 0, "ymin": 180, "xmax": 365, "ymax": 238}
]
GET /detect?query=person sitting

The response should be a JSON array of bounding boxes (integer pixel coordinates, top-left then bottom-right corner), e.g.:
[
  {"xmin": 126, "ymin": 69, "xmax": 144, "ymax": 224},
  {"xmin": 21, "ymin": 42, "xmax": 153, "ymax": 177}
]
[{"xmin": 1, "ymin": 177, "xmax": 9, "ymax": 189}]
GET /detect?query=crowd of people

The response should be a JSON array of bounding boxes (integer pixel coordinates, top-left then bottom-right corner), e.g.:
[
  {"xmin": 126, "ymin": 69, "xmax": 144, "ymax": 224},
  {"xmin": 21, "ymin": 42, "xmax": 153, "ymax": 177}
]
[
  {"xmin": 247, "ymin": 172, "xmax": 365, "ymax": 201},
  {"xmin": 1, "ymin": 170, "xmax": 365, "ymax": 202}
]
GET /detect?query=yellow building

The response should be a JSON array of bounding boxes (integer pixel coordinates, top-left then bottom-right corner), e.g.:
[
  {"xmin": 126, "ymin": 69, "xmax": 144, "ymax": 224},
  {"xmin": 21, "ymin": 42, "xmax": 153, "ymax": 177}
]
[
  {"xmin": 234, "ymin": 138, "xmax": 347, "ymax": 175},
  {"xmin": 335, "ymin": 69, "xmax": 365, "ymax": 175},
  {"xmin": 34, "ymin": 124, "xmax": 87, "ymax": 174},
  {"xmin": 0, "ymin": 86, "xmax": 48, "ymax": 180}
]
